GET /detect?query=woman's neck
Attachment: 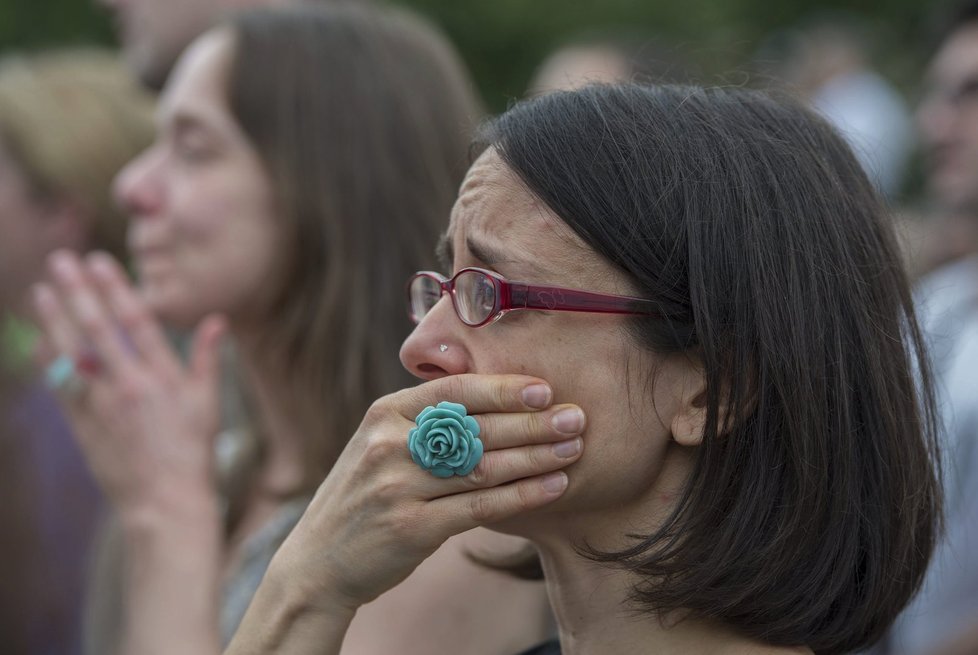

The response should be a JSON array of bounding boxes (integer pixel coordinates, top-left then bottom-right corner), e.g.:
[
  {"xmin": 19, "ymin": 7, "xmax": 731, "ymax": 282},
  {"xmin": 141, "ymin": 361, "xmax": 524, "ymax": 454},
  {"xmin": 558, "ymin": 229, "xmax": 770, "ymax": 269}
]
[
  {"xmin": 235, "ymin": 328, "xmax": 306, "ymax": 498},
  {"xmin": 536, "ymin": 544, "xmax": 811, "ymax": 655},
  {"xmin": 522, "ymin": 441, "xmax": 813, "ymax": 655}
]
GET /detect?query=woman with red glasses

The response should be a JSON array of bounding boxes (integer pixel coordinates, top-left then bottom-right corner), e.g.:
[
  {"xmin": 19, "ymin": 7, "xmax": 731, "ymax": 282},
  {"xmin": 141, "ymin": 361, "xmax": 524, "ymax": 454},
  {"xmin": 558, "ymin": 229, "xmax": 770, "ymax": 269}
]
[{"xmin": 223, "ymin": 84, "xmax": 941, "ymax": 655}]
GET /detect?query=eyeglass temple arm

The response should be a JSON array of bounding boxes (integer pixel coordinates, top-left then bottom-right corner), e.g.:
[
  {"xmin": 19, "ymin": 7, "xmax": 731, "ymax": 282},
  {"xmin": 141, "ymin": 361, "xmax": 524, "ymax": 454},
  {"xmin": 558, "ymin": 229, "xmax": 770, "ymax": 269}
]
[{"xmin": 506, "ymin": 283, "xmax": 661, "ymax": 316}]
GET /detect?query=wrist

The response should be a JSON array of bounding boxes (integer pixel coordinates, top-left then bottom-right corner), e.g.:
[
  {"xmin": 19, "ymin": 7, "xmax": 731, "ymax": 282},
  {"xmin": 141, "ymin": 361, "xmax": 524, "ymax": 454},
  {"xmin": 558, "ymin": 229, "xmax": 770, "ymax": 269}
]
[
  {"xmin": 267, "ymin": 548, "xmax": 361, "ymax": 619},
  {"xmin": 118, "ymin": 489, "xmax": 222, "ymax": 544},
  {"xmin": 227, "ymin": 554, "xmax": 357, "ymax": 655}
]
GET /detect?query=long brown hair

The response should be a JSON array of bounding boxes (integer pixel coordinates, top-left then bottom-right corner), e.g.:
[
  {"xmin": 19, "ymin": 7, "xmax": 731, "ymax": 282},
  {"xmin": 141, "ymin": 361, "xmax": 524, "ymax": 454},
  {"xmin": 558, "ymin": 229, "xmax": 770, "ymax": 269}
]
[
  {"xmin": 226, "ymin": 4, "xmax": 482, "ymax": 485},
  {"xmin": 84, "ymin": 8, "xmax": 482, "ymax": 653}
]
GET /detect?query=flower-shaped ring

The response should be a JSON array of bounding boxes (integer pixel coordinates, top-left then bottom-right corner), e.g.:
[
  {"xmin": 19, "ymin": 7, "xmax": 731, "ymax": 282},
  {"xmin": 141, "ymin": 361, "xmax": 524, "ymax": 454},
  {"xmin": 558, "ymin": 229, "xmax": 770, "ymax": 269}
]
[{"xmin": 408, "ymin": 401, "xmax": 483, "ymax": 478}]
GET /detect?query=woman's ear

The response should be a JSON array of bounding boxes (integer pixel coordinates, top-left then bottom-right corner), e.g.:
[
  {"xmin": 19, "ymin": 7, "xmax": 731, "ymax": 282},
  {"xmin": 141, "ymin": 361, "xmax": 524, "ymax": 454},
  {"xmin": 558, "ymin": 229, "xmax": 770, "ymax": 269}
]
[
  {"xmin": 669, "ymin": 359, "xmax": 744, "ymax": 446},
  {"xmin": 670, "ymin": 364, "xmax": 708, "ymax": 447}
]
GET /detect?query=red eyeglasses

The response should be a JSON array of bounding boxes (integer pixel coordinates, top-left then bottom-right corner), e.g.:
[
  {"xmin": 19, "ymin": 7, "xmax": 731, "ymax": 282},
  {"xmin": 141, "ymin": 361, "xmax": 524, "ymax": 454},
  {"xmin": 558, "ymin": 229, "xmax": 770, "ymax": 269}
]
[{"xmin": 407, "ymin": 267, "xmax": 663, "ymax": 328}]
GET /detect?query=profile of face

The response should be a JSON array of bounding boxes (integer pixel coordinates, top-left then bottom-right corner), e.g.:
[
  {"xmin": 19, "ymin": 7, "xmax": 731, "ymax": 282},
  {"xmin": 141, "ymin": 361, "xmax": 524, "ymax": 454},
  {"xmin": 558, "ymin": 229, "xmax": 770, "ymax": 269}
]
[
  {"xmin": 115, "ymin": 29, "xmax": 283, "ymax": 329},
  {"xmin": 0, "ymin": 141, "xmax": 83, "ymax": 312},
  {"xmin": 400, "ymin": 150, "xmax": 702, "ymax": 544},
  {"xmin": 97, "ymin": 0, "xmax": 246, "ymax": 90},
  {"xmin": 0, "ymin": 141, "xmax": 50, "ymax": 309},
  {"xmin": 918, "ymin": 23, "xmax": 978, "ymax": 211}
]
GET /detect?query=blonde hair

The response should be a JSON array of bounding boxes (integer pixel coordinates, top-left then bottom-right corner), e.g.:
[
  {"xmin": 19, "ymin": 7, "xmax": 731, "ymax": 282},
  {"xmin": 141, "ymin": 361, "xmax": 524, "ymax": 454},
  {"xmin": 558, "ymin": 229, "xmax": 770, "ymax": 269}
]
[{"xmin": 0, "ymin": 49, "xmax": 155, "ymax": 260}]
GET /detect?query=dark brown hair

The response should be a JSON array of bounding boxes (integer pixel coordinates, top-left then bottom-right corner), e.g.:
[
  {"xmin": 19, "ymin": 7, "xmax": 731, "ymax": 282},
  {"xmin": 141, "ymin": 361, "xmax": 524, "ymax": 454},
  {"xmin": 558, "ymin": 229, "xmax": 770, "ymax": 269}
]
[
  {"xmin": 226, "ymin": 4, "xmax": 482, "ymax": 484},
  {"xmin": 481, "ymin": 84, "xmax": 941, "ymax": 654}
]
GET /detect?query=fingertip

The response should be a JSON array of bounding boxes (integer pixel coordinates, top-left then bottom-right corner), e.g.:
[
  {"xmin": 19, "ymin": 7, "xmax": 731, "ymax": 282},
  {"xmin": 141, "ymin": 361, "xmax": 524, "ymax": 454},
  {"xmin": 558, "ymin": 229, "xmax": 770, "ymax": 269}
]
[
  {"xmin": 47, "ymin": 248, "xmax": 76, "ymax": 273},
  {"xmin": 86, "ymin": 251, "xmax": 117, "ymax": 279},
  {"xmin": 191, "ymin": 316, "xmax": 226, "ymax": 377},
  {"xmin": 197, "ymin": 315, "xmax": 228, "ymax": 351},
  {"xmin": 521, "ymin": 382, "xmax": 553, "ymax": 409},
  {"xmin": 539, "ymin": 471, "xmax": 568, "ymax": 496}
]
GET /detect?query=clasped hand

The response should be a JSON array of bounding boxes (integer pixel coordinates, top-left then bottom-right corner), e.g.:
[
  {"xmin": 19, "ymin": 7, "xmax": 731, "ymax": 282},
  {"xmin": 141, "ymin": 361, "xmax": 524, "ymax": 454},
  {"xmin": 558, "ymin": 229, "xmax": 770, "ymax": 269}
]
[{"xmin": 33, "ymin": 249, "xmax": 226, "ymax": 522}]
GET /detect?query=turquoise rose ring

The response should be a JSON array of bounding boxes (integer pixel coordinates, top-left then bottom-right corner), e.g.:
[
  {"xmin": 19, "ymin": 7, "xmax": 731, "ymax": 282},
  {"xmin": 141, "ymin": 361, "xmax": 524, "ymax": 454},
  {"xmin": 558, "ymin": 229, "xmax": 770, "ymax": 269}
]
[
  {"xmin": 44, "ymin": 354, "xmax": 87, "ymax": 395},
  {"xmin": 408, "ymin": 401, "xmax": 483, "ymax": 478}
]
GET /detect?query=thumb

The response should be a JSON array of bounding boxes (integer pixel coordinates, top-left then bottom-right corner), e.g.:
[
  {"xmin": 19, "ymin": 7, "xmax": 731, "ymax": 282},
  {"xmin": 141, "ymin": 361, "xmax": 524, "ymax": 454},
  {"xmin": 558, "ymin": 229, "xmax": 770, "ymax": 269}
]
[{"xmin": 190, "ymin": 314, "xmax": 227, "ymax": 385}]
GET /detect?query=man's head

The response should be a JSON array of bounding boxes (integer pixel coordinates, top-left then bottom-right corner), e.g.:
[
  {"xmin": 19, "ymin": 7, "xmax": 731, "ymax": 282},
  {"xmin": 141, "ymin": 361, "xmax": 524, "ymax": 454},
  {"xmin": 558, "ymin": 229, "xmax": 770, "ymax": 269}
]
[
  {"xmin": 918, "ymin": 2, "xmax": 978, "ymax": 212},
  {"xmin": 97, "ymin": 0, "xmax": 288, "ymax": 90}
]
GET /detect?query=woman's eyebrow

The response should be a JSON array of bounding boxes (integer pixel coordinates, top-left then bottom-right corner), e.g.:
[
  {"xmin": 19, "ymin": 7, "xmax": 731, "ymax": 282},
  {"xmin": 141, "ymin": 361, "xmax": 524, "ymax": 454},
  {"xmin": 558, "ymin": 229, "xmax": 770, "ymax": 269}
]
[
  {"xmin": 466, "ymin": 234, "xmax": 545, "ymax": 277},
  {"xmin": 466, "ymin": 235, "xmax": 508, "ymax": 266},
  {"xmin": 435, "ymin": 233, "xmax": 453, "ymax": 270}
]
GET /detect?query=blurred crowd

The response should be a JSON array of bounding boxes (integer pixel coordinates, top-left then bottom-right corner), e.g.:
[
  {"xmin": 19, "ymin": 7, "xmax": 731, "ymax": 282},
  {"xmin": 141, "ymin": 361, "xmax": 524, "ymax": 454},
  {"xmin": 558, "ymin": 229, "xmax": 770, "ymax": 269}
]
[{"xmin": 0, "ymin": 0, "xmax": 976, "ymax": 653}]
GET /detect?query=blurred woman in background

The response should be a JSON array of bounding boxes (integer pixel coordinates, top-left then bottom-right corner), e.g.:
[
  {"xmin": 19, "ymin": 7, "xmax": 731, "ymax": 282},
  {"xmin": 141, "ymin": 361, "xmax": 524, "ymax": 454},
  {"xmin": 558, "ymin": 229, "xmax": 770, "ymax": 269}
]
[{"xmin": 0, "ymin": 49, "xmax": 154, "ymax": 655}]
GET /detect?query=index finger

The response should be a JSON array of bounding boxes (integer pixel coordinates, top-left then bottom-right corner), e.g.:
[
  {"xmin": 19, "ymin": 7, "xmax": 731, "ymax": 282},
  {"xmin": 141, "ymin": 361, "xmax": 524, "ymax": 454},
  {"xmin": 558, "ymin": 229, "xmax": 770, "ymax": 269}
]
[
  {"xmin": 398, "ymin": 374, "xmax": 554, "ymax": 418},
  {"xmin": 86, "ymin": 252, "xmax": 181, "ymax": 376}
]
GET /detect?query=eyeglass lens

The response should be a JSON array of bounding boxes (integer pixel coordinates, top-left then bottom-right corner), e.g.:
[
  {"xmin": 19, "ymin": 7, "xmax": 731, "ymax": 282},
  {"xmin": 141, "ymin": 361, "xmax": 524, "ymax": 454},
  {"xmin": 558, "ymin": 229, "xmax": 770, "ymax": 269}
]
[
  {"xmin": 409, "ymin": 270, "xmax": 498, "ymax": 325},
  {"xmin": 410, "ymin": 275, "xmax": 442, "ymax": 323},
  {"xmin": 454, "ymin": 270, "xmax": 495, "ymax": 324}
]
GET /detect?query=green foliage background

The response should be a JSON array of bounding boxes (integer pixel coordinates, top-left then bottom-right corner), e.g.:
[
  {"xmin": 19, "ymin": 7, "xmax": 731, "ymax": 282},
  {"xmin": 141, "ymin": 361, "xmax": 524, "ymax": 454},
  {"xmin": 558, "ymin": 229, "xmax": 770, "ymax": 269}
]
[{"xmin": 0, "ymin": 0, "xmax": 957, "ymax": 110}]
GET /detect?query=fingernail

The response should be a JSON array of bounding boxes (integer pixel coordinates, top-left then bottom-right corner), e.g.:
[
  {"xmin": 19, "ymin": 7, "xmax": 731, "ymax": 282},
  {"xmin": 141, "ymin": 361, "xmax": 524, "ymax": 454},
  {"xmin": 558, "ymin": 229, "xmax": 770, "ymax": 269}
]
[
  {"xmin": 541, "ymin": 472, "xmax": 568, "ymax": 494},
  {"xmin": 50, "ymin": 251, "xmax": 74, "ymax": 277},
  {"xmin": 87, "ymin": 252, "xmax": 113, "ymax": 276},
  {"xmin": 552, "ymin": 438, "xmax": 582, "ymax": 458},
  {"xmin": 551, "ymin": 407, "xmax": 585, "ymax": 434},
  {"xmin": 522, "ymin": 383, "xmax": 552, "ymax": 409}
]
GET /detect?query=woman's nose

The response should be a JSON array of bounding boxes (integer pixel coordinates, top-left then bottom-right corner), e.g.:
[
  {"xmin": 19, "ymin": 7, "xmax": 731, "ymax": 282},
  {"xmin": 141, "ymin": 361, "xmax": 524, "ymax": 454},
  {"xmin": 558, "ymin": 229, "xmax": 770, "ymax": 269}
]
[
  {"xmin": 114, "ymin": 146, "xmax": 165, "ymax": 220},
  {"xmin": 399, "ymin": 294, "xmax": 469, "ymax": 380}
]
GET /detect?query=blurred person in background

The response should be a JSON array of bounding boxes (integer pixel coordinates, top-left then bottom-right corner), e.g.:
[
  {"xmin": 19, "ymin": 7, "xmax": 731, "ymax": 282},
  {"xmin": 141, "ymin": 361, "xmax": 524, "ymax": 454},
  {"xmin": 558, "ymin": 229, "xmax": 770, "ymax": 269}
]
[
  {"xmin": 912, "ymin": 1, "xmax": 978, "ymax": 273},
  {"xmin": 96, "ymin": 0, "xmax": 295, "ymax": 90},
  {"xmin": 34, "ymin": 5, "xmax": 553, "ymax": 655},
  {"xmin": 527, "ymin": 32, "xmax": 697, "ymax": 96},
  {"xmin": 758, "ymin": 17, "xmax": 914, "ymax": 201},
  {"xmin": 880, "ymin": 2, "xmax": 978, "ymax": 654},
  {"xmin": 0, "ymin": 49, "xmax": 155, "ymax": 655}
]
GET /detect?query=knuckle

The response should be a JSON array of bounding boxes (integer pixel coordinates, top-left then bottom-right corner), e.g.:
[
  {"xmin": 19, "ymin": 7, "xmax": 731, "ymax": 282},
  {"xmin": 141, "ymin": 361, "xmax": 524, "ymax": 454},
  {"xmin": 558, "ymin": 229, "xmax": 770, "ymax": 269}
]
[
  {"xmin": 467, "ymin": 493, "xmax": 500, "ymax": 523},
  {"xmin": 493, "ymin": 381, "xmax": 513, "ymax": 411},
  {"xmin": 518, "ymin": 444, "xmax": 546, "ymax": 474},
  {"xmin": 362, "ymin": 395, "xmax": 399, "ymax": 427},
  {"xmin": 118, "ymin": 303, "xmax": 148, "ymax": 332},
  {"xmin": 362, "ymin": 399, "xmax": 386, "ymax": 426},
  {"xmin": 390, "ymin": 511, "xmax": 430, "ymax": 547},
  {"xmin": 78, "ymin": 310, "xmax": 106, "ymax": 336},
  {"xmin": 373, "ymin": 475, "xmax": 405, "ymax": 505},
  {"xmin": 514, "ymin": 481, "xmax": 535, "ymax": 512},
  {"xmin": 526, "ymin": 412, "xmax": 546, "ymax": 439},
  {"xmin": 466, "ymin": 458, "xmax": 492, "ymax": 487},
  {"xmin": 360, "ymin": 431, "xmax": 401, "ymax": 467},
  {"xmin": 117, "ymin": 381, "xmax": 146, "ymax": 405},
  {"xmin": 441, "ymin": 374, "xmax": 468, "ymax": 402},
  {"xmin": 114, "ymin": 373, "xmax": 159, "ymax": 404}
]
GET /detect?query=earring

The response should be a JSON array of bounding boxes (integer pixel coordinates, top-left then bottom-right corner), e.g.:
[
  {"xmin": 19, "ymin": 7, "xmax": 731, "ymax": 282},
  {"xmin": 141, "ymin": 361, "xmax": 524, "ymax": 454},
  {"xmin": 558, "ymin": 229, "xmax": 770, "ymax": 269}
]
[{"xmin": 439, "ymin": 344, "xmax": 449, "ymax": 352}]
